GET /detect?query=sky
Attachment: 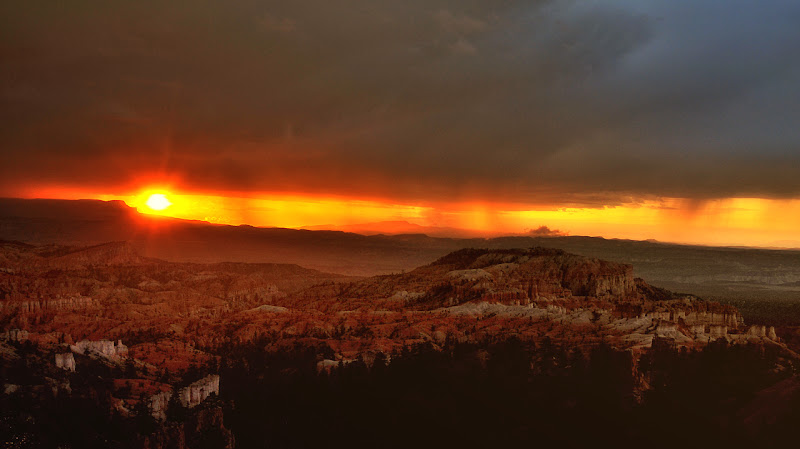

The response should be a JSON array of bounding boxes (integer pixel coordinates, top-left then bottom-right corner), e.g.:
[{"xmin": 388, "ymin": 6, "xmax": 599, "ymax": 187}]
[{"xmin": 2, "ymin": 1, "xmax": 800, "ymax": 247}]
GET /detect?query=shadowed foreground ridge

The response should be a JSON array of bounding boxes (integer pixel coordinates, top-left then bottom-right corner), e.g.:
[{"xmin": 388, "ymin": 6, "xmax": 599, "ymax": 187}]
[{"xmin": 1, "ymin": 242, "xmax": 799, "ymax": 448}]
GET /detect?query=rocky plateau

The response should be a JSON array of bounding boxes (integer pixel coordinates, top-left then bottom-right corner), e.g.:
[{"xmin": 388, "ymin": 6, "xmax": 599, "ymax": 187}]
[{"xmin": 2, "ymin": 240, "xmax": 799, "ymax": 448}]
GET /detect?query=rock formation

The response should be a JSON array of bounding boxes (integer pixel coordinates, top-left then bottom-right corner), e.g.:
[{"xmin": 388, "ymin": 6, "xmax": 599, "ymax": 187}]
[
  {"xmin": 1, "ymin": 328, "xmax": 29, "ymax": 342},
  {"xmin": 55, "ymin": 352, "xmax": 76, "ymax": 371},
  {"xmin": 656, "ymin": 322, "xmax": 678, "ymax": 334},
  {"xmin": 709, "ymin": 325, "xmax": 728, "ymax": 338},
  {"xmin": 146, "ymin": 375, "xmax": 221, "ymax": 421},
  {"xmin": 1, "ymin": 239, "xmax": 798, "ymax": 449},
  {"xmin": 148, "ymin": 391, "xmax": 173, "ymax": 421},
  {"xmin": 360, "ymin": 247, "xmax": 640, "ymax": 309},
  {"xmin": 684, "ymin": 311, "xmax": 743, "ymax": 327},
  {"xmin": 71, "ymin": 339, "xmax": 128, "ymax": 358},
  {"xmin": 178, "ymin": 375, "xmax": 220, "ymax": 409},
  {"xmin": 0, "ymin": 296, "xmax": 92, "ymax": 313},
  {"xmin": 745, "ymin": 325, "xmax": 779, "ymax": 341},
  {"xmin": 768, "ymin": 326, "xmax": 778, "ymax": 341},
  {"xmin": 689, "ymin": 324, "xmax": 706, "ymax": 336}
]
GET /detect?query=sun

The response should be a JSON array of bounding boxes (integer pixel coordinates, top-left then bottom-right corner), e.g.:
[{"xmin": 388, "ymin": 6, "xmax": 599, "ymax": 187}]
[{"xmin": 145, "ymin": 193, "xmax": 172, "ymax": 211}]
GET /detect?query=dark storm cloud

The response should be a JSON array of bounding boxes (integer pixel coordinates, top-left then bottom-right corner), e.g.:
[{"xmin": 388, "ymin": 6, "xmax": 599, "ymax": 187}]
[{"xmin": 2, "ymin": 0, "xmax": 800, "ymax": 204}]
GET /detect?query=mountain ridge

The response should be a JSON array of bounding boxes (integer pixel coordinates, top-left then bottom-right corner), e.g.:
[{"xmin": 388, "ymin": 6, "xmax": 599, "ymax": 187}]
[{"xmin": 2, "ymin": 198, "xmax": 800, "ymax": 325}]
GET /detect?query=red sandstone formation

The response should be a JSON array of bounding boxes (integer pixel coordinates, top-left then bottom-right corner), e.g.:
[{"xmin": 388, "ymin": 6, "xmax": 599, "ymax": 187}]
[{"xmin": 1, "ymin": 242, "xmax": 796, "ymax": 421}]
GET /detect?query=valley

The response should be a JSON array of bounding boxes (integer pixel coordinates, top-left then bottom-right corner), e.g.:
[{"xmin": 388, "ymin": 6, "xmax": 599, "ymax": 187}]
[{"xmin": 2, "ymin": 240, "xmax": 800, "ymax": 447}]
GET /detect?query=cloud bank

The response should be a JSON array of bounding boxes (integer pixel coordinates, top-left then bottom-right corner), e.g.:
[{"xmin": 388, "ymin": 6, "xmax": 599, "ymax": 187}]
[{"xmin": 2, "ymin": 0, "xmax": 800, "ymax": 206}]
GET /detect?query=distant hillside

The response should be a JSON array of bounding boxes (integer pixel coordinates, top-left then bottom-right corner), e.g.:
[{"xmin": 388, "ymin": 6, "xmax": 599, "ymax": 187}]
[
  {"xmin": 301, "ymin": 220, "xmax": 485, "ymax": 238},
  {"xmin": 42, "ymin": 241, "xmax": 149, "ymax": 269},
  {"xmin": 2, "ymin": 198, "xmax": 800, "ymax": 323}
]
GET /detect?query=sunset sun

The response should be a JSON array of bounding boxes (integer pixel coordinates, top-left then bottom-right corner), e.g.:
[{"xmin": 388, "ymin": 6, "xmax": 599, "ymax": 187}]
[{"xmin": 145, "ymin": 193, "xmax": 172, "ymax": 211}]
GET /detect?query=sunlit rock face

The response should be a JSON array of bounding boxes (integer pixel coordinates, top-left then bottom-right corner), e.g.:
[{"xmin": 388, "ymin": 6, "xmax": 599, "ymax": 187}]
[
  {"xmin": 684, "ymin": 311, "xmax": 743, "ymax": 327},
  {"xmin": 71, "ymin": 339, "xmax": 128, "ymax": 358},
  {"xmin": 748, "ymin": 325, "xmax": 768, "ymax": 338},
  {"xmin": 178, "ymin": 375, "xmax": 220, "ymax": 408},
  {"xmin": 745, "ymin": 325, "xmax": 780, "ymax": 342},
  {"xmin": 0, "ymin": 296, "xmax": 92, "ymax": 313},
  {"xmin": 689, "ymin": 324, "xmax": 706, "ymax": 336},
  {"xmin": 55, "ymin": 353, "xmax": 75, "ymax": 372},
  {"xmin": 148, "ymin": 391, "xmax": 173, "ymax": 421},
  {"xmin": 709, "ymin": 325, "xmax": 728, "ymax": 338},
  {"xmin": 1, "ymin": 329, "xmax": 29, "ymax": 342},
  {"xmin": 145, "ymin": 375, "xmax": 221, "ymax": 421},
  {"xmin": 768, "ymin": 326, "xmax": 778, "ymax": 341}
]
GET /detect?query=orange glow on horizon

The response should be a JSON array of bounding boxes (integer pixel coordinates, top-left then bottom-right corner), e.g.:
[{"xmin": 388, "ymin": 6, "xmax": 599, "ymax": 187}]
[{"xmin": 9, "ymin": 186, "xmax": 800, "ymax": 249}]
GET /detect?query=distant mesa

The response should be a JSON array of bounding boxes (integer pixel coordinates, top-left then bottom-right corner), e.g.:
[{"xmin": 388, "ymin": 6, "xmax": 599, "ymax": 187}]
[
  {"xmin": 338, "ymin": 247, "xmax": 641, "ymax": 310},
  {"xmin": 526, "ymin": 225, "xmax": 568, "ymax": 237},
  {"xmin": 301, "ymin": 220, "xmax": 484, "ymax": 238},
  {"xmin": 0, "ymin": 197, "xmax": 132, "ymax": 220}
]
